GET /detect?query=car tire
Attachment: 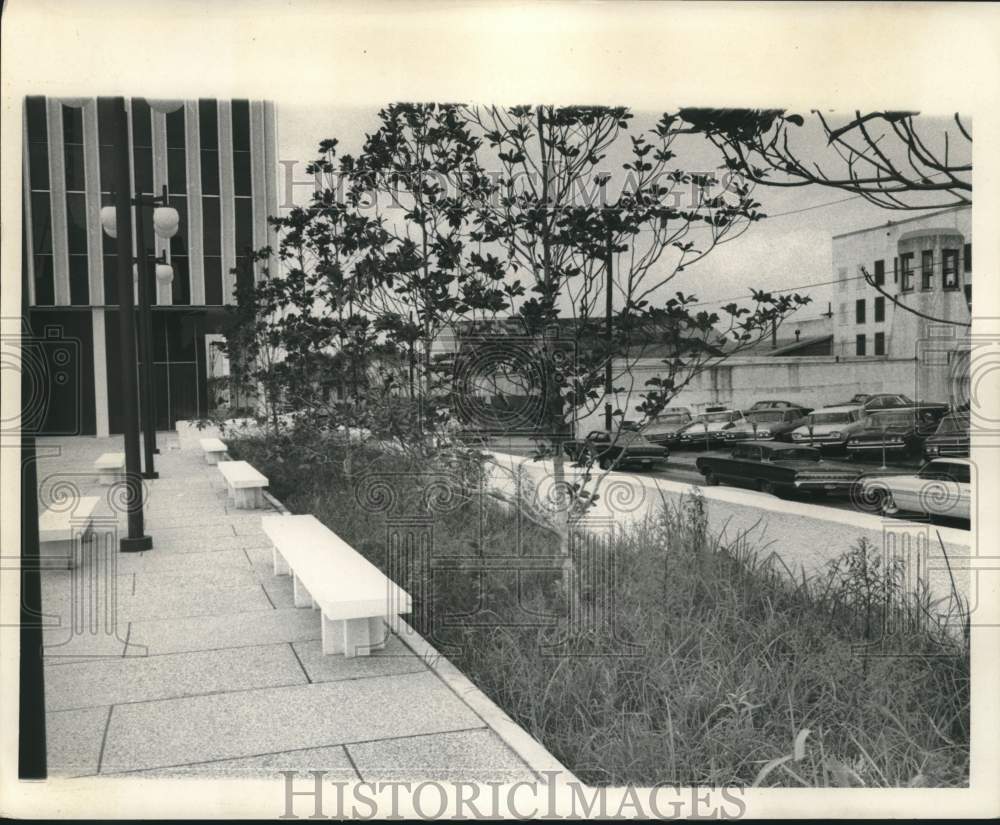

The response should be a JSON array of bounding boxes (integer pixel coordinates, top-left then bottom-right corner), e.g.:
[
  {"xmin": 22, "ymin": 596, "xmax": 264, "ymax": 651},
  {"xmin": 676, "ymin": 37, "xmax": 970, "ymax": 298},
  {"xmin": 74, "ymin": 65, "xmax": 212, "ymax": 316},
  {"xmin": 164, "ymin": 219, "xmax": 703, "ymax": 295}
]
[
  {"xmin": 703, "ymin": 470, "xmax": 719, "ymax": 486},
  {"xmin": 876, "ymin": 489, "xmax": 899, "ymax": 516},
  {"xmin": 599, "ymin": 456, "xmax": 612, "ymax": 471},
  {"xmin": 758, "ymin": 479, "xmax": 777, "ymax": 496}
]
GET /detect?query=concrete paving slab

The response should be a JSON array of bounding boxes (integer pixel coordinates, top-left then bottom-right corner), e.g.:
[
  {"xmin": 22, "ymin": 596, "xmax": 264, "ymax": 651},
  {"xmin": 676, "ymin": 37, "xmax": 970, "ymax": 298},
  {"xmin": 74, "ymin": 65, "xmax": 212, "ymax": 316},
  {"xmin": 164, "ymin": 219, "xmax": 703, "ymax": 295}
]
[
  {"xmin": 261, "ymin": 578, "xmax": 298, "ymax": 610},
  {"xmin": 292, "ymin": 637, "xmax": 427, "ymax": 684},
  {"xmin": 130, "ymin": 568, "xmax": 263, "ymax": 594},
  {"xmin": 125, "ymin": 609, "xmax": 321, "ymax": 657},
  {"xmin": 125, "ymin": 745, "xmax": 358, "ymax": 778},
  {"xmin": 45, "ymin": 643, "xmax": 307, "ymax": 712},
  {"xmin": 147, "ymin": 534, "xmax": 272, "ymax": 554},
  {"xmin": 113, "ymin": 548, "xmax": 252, "ymax": 576},
  {"xmin": 145, "ymin": 521, "xmax": 240, "ymax": 539},
  {"xmin": 42, "ymin": 628, "xmax": 128, "ymax": 665},
  {"xmin": 46, "ymin": 706, "xmax": 110, "ymax": 777},
  {"xmin": 100, "ymin": 671, "xmax": 484, "ymax": 773},
  {"xmin": 347, "ymin": 729, "xmax": 534, "ymax": 783}
]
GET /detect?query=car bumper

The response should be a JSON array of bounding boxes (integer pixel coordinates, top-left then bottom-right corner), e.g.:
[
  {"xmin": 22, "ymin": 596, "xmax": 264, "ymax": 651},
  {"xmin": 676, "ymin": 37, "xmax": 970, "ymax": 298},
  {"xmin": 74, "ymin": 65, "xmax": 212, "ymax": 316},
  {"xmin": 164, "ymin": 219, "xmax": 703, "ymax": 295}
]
[{"xmin": 793, "ymin": 477, "xmax": 858, "ymax": 492}]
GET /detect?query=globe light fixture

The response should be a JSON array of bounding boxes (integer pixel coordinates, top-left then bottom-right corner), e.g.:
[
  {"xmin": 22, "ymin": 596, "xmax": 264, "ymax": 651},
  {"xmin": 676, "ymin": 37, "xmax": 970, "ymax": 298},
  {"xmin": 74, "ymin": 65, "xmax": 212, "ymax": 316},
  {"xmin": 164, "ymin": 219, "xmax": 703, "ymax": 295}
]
[
  {"xmin": 152, "ymin": 206, "xmax": 180, "ymax": 239},
  {"xmin": 155, "ymin": 262, "xmax": 174, "ymax": 285},
  {"xmin": 99, "ymin": 205, "xmax": 117, "ymax": 238}
]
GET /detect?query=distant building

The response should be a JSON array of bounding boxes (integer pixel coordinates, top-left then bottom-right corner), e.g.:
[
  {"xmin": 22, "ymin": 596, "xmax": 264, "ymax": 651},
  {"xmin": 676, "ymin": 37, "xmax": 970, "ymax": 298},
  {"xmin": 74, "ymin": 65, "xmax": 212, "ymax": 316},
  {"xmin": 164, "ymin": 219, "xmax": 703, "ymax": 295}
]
[
  {"xmin": 831, "ymin": 205, "xmax": 971, "ymax": 360},
  {"xmin": 22, "ymin": 96, "xmax": 278, "ymax": 436}
]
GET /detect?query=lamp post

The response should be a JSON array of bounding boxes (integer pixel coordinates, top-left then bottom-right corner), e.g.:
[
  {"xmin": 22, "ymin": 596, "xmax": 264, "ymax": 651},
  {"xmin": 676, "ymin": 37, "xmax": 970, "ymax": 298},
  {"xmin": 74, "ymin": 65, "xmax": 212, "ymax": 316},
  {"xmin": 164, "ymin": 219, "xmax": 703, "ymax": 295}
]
[
  {"xmin": 103, "ymin": 97, "xmax": 152, "ymax": 552},
  {"xmin": 100, "ymin": 185, "xmax": 178, "ymax": 480}
]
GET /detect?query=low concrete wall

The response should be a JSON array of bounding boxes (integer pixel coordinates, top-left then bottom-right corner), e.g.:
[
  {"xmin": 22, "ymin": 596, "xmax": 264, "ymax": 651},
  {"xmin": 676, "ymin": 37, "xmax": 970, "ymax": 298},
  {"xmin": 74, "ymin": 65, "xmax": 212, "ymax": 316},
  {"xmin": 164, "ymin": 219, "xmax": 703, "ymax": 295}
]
[{"xmin": 485, "ymin": 452, "xmax": 976, "ymax": 614}]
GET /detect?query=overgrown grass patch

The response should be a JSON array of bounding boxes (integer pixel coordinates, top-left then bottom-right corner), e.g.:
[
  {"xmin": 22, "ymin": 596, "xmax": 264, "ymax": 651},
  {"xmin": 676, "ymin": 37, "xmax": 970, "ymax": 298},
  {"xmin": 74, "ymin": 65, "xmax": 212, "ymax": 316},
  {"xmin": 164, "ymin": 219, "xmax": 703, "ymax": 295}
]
[{"xmin": 231, "ymin": 433, "xmax": 969, "ymax": 787}]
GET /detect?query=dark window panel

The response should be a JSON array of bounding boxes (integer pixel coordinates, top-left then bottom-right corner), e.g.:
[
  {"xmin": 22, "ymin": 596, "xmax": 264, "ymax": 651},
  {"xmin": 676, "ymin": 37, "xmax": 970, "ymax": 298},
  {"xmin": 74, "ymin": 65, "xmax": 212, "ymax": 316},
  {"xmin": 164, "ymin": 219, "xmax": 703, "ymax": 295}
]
[
  {"xmin": 26, "ymin": 96, "xmax": 48, "ymax": 143},
  {"xmin": 200, "ymin": 149, "xmax": 219, "ymax": 195},
  {"xmin": 855, "ymin": 299, "xmax": 865, "ymax": 324},
  {"xmin": 28, "ymin": 141, "xmax": 49, "ymax": 190},
  {"xmin": 103, "ymin": 254, "xmax": 119, "ymax": 305},
  {"xmin": 198, "ymin": 99, "xmax": 218, "ymax": 150},
  {"xmin": 33, "ymin": 255, "xmax": 55, "ymax": 304},
  {"xmin": 233, "ymin": 150, "xmax": 252, "ymax": 196},
  {"xmin": 168, "ymin": 313, "xmax": 199, "ymax": 362},
  {"xmin": 873, "ymin": 259, "xmax": 885, "ymax": 286},
  {"xmin": 131, "ymin": 98, "xmax": 152, "ymax": 147},
  {"xmin": 151, "ymin": 311, "xmax": 168, "ymax": 361},
  {"xmin": 231, "ymin": 99, "xmax": 250, "ymax": 151},
  {"xmin": 62, "ymin": 105, "xmax": 84, "ymax": 145},
  {"xmin": 97, "ymin": 98, "xmax": 117, "ymax": 147},
  {"xmin": 133, "ymin": 146, "xmax": 154, "ymax": 194},
  {"xmin": 874, "ymin": 296, "xmax": 885, "ymax": 323},
  {"xmin": 202, "ymin": 196, "xmax": 221, "ymax": 255},
  {"xmin": 171, "ymin": 255, "xmax": 191, "ymax": 305},
  {"xmin": 204, "ymin": 255, "xmax": 223, "ymax": 305},
  {"xmin": 900, "ymin": 252, "xmax": 914, "ymax": 292},
  {"xmin": 964, "ymin": 243, "xmax": 972, "ymax": 273},
  {"xmin": 31, "ymin": 191, "xmax": 52, "ymax": 254},
  {"xmin": 874, "ymin": 332, "xmax": 885, "ymax": 356},
  {"xmin": 167, "ymin": 147, "xmax": 187, "ymax": 194},
  {"xmin": 66, "ymin": 192, "xmax": 89, "ymax": 254},
  {"xmin": 168, "ymin": 195, "xmax": 188, "ymax": 254},
  {"xmin": 943, "ymin": 248, "xmax": 960, "ymax": 290},
  {"xmin": 234, "ymin": 196, "xmax": 252, "ymax": 254},
  {"xmin": 138, "ymin": 203, "xmax": 155, "ymax": 256},
  {"xmin": 167, "ymin": 362, "xmax": 200, "ymax": 426},
  {"xmin": 234, "ymin": 255, "xmax": 251, "ymax": 295},
  {"xmin": 69, "ymin": 255, "xmax": 90, "ymax": 305},
  {"xmin": 153, "ymin": 363, "xmax": 170, "ymax": 429},
  {"xmin": 166, "ymin": 107, "xmax": 185, "ymax": 149},
  {"xmin": 99, "ymin": 144, "xmax": 117, "ymax": 193},
  {"xmin": 855, "ymin": 334, "xmax": 866, "ymax": 357},
  {"xmin": 921, "ymin": 249, "xmax": 934, "ymax": 290},
  {"xmin": 64, "ymin": 144, "xmax": 86, "ymax": 192}
]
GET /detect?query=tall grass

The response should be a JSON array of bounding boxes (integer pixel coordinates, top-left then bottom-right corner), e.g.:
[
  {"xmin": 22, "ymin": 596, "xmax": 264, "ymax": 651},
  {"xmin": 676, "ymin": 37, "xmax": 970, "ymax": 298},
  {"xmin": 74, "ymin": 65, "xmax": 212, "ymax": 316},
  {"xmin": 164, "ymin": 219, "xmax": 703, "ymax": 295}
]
[{"xmin": 232, "ymin": 434, "xmax": 969, "ymax": 787}]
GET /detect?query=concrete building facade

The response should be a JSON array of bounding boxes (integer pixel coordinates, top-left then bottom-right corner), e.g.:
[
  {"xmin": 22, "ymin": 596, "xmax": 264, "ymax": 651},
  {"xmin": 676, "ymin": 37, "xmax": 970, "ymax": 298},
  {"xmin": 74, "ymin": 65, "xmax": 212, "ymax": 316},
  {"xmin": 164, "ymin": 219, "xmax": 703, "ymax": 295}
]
[{"xmin": 22, "ymin": 96, "xmax": 278, "ymax": 436}]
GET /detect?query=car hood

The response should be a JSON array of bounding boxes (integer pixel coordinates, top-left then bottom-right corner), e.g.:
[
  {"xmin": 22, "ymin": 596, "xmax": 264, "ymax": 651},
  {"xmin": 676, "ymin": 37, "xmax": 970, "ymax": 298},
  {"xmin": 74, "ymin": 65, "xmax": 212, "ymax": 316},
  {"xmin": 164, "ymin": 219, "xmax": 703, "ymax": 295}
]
[
  {"xmin": 851, "ymin": 425, "xmax": 916, "ymax": 438},
  {"xmin": 793, "ymin": 422, "xmax": 853, "ymax": 435},
  {"xmin": 682, "ymin": 421, "xmax": 734, "ymax": 434}
]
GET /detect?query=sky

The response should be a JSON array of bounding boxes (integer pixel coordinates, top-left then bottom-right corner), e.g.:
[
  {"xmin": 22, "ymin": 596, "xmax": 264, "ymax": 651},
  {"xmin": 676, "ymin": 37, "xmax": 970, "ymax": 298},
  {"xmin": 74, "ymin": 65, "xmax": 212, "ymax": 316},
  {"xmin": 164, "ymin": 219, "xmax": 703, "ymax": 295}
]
[{"xmin": 274, "ymin": 105, "xmax": 969, "ymax": 327}]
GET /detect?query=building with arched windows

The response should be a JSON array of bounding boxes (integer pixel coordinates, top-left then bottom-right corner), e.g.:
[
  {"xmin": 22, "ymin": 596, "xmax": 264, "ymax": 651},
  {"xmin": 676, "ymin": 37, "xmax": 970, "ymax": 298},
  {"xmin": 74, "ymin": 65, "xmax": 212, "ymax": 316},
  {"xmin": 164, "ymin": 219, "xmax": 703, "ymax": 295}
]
[{"xmin": 22, "ymin": 96, "xmax": 278, "ymax": 436}]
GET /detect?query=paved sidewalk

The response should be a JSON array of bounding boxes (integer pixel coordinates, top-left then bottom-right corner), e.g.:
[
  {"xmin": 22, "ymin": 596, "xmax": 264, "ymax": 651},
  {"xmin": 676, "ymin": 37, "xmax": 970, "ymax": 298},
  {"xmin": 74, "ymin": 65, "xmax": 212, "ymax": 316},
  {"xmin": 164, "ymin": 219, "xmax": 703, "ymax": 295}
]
[{"xmin": 36, "ymin": 433, "xmax": 538, "ymax": 782}]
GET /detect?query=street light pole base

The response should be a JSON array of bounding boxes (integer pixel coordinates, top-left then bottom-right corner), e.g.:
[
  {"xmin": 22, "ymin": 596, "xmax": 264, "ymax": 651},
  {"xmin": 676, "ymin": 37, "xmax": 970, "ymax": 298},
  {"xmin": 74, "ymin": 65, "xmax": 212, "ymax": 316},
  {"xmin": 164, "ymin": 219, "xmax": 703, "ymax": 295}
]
[{"xmin": 120, "ymin": 535, "xmax": 153, "ymax": 553}]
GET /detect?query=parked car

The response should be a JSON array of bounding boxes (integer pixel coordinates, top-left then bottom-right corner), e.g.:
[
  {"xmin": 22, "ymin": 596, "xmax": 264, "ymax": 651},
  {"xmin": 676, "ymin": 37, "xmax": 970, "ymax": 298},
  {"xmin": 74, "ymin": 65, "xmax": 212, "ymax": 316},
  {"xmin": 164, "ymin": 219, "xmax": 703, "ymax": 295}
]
[
  {"xmin": 846, "ymin": 407, "xmax": 947, "ymax": 459},
  {"xmin": 675, "ymin": 409, "xmax": 747, "ymax": 448},
  {"xmin": 923, "ymin": 411, "xmax": 970, "ymax": 459},
  {"xmin": 789, "ymin": 405, "xmax": 868, "ymax": 452},
  {"xmin": 859, "ymin": 458, "xmax": 971, "ymax": 522},
  {"xmin": 834, "ymin": 392, "xmax": 949, "ymax": 415},
  {"xmin": 723, "ymin": 408, "xmax": 810, "ymax": 442},
  {"xmin": 695, "ymin": 442, "xmax": 882, "ymax": 497},
  {"xmin": 746, "ymin": 399, "xmax": 814, "ymax": 416},
  {"xmin": 564, "ymin": 429, "xmax": 668, "ymax": 470},
  {"xmin": 640, "ymin": 408, "xmax": 693, "ymax": 447}
]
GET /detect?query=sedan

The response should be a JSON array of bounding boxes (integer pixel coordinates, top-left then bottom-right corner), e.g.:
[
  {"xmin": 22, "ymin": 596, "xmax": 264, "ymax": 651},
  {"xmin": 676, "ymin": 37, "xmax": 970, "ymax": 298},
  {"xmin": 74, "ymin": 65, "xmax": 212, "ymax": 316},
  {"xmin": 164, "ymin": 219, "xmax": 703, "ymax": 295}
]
[
  {"xmin": 923, "ymin": 411, "xmax": 970, "ymax": 459},
  {"xmin": 640, "ymin": 409, "xmax": 693, "ymax": 447},
  {"xmin": 846, "ymin": 407, "xmax": 946, "ymax": 460},
  {"xmin": 859, "ymin": 458, "xmax": 971, "ymax": 522},
  {"xmin": 747, "ymin": 399, "xmax": 814, "ymax": 416},
  {"xmin": 723, "ymin": 408, "xmax": 809, "ymax": 443},
  {"xmin": 789, "ymin": 405, "xmax": 868, "ymax": 452},
  {"xmin": 564, "ymin": 429, "xmax": 668, "ymax": 470},
  {"xmin": 676, "ymin": 409, "xmax": 747, "ymax": 448}
]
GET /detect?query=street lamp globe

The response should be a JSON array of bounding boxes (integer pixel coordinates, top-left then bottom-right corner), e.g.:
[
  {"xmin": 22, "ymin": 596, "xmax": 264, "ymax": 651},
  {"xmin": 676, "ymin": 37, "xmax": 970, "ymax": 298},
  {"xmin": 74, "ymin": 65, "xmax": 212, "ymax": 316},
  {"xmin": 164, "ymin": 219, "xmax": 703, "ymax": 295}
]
[
  {"xmin": 152, "ymin": 206, "xmax": 180, "ymax": 239},
  {"xmin": 155, "ymin": 262, "xmax": 174, "ymax": 285},
  {"xmin": 99, "ymin": 206, "xmax": 117, "ymax": 238}
]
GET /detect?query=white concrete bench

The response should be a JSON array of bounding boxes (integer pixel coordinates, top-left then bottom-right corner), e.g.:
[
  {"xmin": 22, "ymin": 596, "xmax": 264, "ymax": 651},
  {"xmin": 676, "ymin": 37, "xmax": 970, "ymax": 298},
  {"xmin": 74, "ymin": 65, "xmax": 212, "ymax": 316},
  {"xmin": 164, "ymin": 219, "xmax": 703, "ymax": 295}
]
[
  {"xmin": 199, "ymin": 437, "xmax": 229, "ymax": 465},
  {"xmin": 261, "ymin": 514, "xmax": 412, "ymax": 657},
  {"xmin": 217, "ymin": 460, "xmax": 268, "ymax": 509},
  {"xmin": 94, "ymin": 452, "xmax": 125, "ymax": 486},
  {"xmin": 38, "ymin": 496, "xmax": 100, "ymax": 569}
]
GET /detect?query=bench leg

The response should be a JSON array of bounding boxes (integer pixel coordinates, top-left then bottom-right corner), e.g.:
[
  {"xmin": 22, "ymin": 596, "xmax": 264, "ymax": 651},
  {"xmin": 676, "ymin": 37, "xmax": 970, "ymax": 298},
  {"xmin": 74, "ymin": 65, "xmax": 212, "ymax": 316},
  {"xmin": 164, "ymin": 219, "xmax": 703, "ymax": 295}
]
[
  {"xmin": 232, "ymin": 487, "xmax": 263, "ymax": 509},
  {"xmin": 205, "ymin": 452, "xmax": 218, "ymax": 465},
  {"xmin": 321, "ymin": 614, "xmax": 344, "ymax": 655},
  {"xmin": 292, "ymin": 574, "xmax": 312, "ymax": 608},
  {"xmin": 368, "ymin": 617, "xmax": 387, "ymax": 650},
  {"xmin": 98, "ymin": 469, "xmax": 122, "ymax": 486},
  {"xmin": 272, "ymin": 547, "xmax": 290, "ymax": 576},
  {"xmin": 342, "ymin": 617, "xmax": 372, "ymax": 658}
]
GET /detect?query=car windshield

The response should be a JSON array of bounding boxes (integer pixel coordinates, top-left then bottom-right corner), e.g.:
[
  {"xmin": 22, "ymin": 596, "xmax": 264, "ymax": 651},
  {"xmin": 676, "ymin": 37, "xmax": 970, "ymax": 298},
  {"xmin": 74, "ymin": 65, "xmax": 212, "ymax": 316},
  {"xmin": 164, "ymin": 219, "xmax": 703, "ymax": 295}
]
[
  {"xmin": 748, "ymin": 411, "xmax": 785, "ymax": 423},
  {"xmin": 866, "ymin": 411, "xmax": 914, "ymax": 427},
  {"xmin": 810, "ymin": 411, "xmax": 852, "ymax": 424},
  {"xmin": 850, "ymin": 394, "xmax": 870, "ymax": 402},
  {"xmin": 919, "ymin": 461, "xmax": 970, "ymax": 484},
  {"xmin": 773, "ymin": 448, "xmax": 820, "ymax": 462},
  {"xmin": 695, "ymin": 412, "xmax": 735, "ymax": 423},
  {"xmin": 936, "ymin": 415, "xmax": 969, "ymax": 434}
]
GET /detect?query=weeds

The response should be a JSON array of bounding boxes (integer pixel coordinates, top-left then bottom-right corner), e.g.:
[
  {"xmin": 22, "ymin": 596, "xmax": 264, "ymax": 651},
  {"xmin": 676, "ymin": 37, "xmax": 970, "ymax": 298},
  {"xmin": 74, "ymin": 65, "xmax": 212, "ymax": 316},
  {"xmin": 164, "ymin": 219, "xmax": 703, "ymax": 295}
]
[{"xmin": 231, "ymin": 434, "xmax": 970, "ymax": 787}]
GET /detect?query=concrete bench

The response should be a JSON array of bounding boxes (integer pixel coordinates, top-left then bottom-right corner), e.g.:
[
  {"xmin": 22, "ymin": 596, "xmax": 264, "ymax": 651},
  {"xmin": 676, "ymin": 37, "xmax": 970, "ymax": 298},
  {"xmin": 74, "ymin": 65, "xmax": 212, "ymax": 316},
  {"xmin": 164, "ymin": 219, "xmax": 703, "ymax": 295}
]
[
  {"xmin": 199, "ymin": 437, "xmax": 229, "ymax": 465},
  {"xmin": 261, "ymin": 514, "xmax": 412, "ymax": 657},
  {"xmin": 217, "ymin": 460, "xmax": 268, "ymax": 509},
  {"xmin": 94, "ymin": 452, "xmax": 125, "ymax": 486},
  {"xmin": 38, "ymin": 496, "xmax": 100, "ymax": 569}
]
